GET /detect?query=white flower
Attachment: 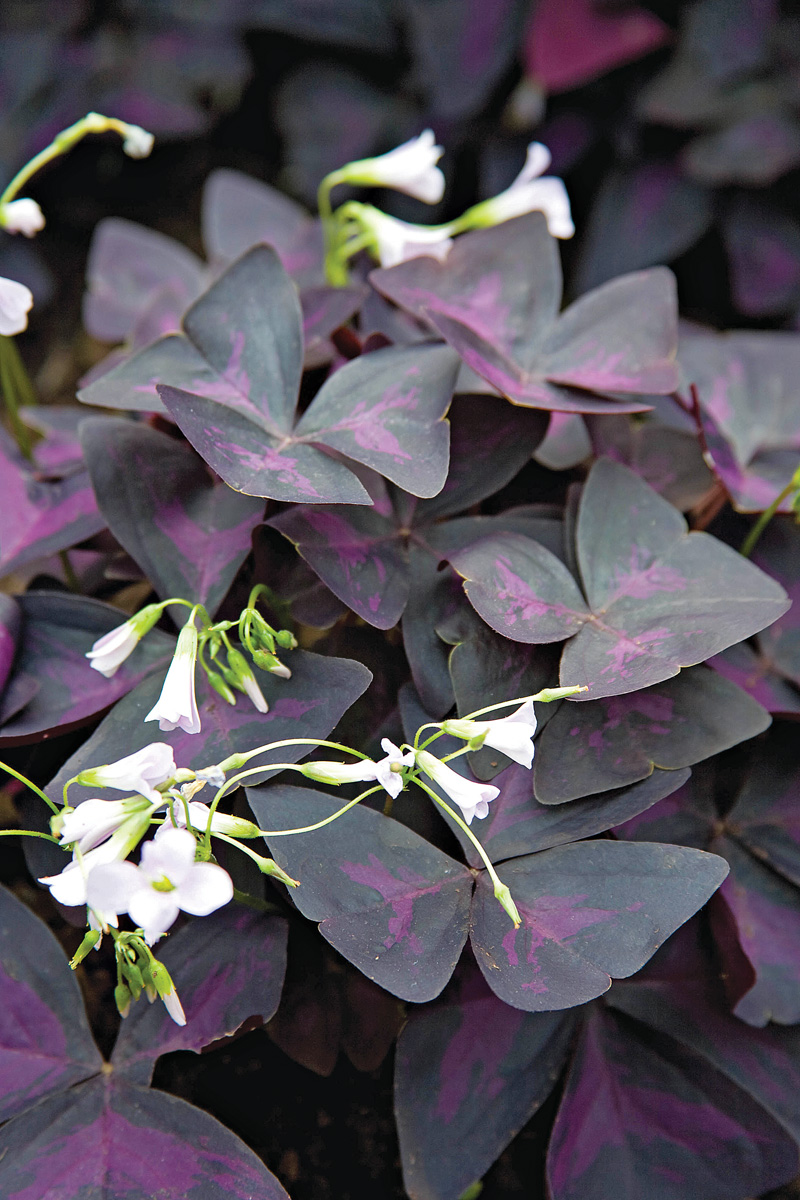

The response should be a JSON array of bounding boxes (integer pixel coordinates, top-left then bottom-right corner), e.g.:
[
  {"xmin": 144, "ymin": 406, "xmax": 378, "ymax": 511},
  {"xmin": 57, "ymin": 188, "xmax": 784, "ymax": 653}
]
[
  {"xmin": 156, "ymin": 799, "xmax": 260, "ymax": 840},
  {"xmin": 300, "ymin": 757, "xmax": 383, "ymax": 786},
  {"xmin": 0, "ymin": 198, "xmax": 45, "ymax": 237},
  {"xmin": 442, "ymin": 700, "xmax": 538, "ymax": 769},
  {"xmin": 358, "ymin": 205, "xmax": 454, "ymax": 268},
  {"xmin": 300, "ymin": 738, "xmax": 414, "ymax": 797},
  {"xmin": 39, "ymin": 810, "xmax": 153, "ymax": 908},
  {"xmin": 343, "ymin": 130, "xmax": 445, "ymax": 203},
  {"xmin": 373, "ymin": 738, "xmax": 415, "ymax": 799},
  {"xmin": 145, "ymin": 623, "xmax": 201, "ymax": 735},
  {"xmin": 0, "ymin": 275, "xmax": 33, "ymax": 336},
  {"xmin": 85, "ymin": 604, "xmax": 163, "ymax": 677},
  {"xmin": 415, "ymin": 750, "xmax": 499, "ymax": 825},
  {"xmin": 75, "ymin": 743, "xmax": 176, "ymax": 803},
  {"xmin": 471, "ymin": 142, "xmax": 574, "ymax": 239},
  {"xmin": 86, "ymin": 827, "xmax": 233, "ymax": 945},
  {"xmin": 121, "ymin": 123, "xmax": 154, "ymax": 159},
  {"xmin": 57, "ymin": 796, "xmax": 156, "ymax": 854}
]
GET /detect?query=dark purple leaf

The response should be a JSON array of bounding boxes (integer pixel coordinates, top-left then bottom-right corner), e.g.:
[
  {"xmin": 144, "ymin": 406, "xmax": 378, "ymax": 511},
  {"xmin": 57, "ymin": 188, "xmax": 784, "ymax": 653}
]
[
  {"xmin": 0, "ymin": 884, "xmax": 100, "ymax": 1124},
  {"xmin": 609, "ymin": 918, "xmax": 800, "ymax": 1143},
  {"xmin": 372, "ymin": 216, "xmax": 677, "ymax": 413},
  {"xmin": 402, "ymin": 0, "xmax": 528, "ymax": 122},
  {"xmin": 159, "ymin": 387, "xmax": 373, "ymax": 502},
  {"xmin": 0, "ymin": 1074, "xmax": 289, "ymax": 1200},
  {"xmin": 46, "ymin": 648, "xmax": 372, "ymax": 804},
  {"xmin": 710, "ymin": 642, "xmax": 800, "ymax": 717},
  {"xmin": 449, "ymin": 530, "xmax": 590, "ymax": 643},
  {"xmin": 546, "ymin": 1003, "xmax": 797, "ymax": 1200},
  {"xmin": 83, "ymin": 216, "xmax": 205, "ymax": 344},
  {"xmin": 724, "ymin": 196, "xmax": 800, "ymax": 317},
  {"xmin": 488, "ymin": 766, "xmax": 692, "ymax": 866},
  {"xmin": 0, "ymin": 427, "xmax": 105, "ymax": 577},
  {"xmin": 414, "ymin": 393, "xmax": 548, "ymax": 522},
  {"xmin": 202, "ymin": 167, "xmax": 321, "ymax": 282},
  {"xmin": 534, "ymin": 667, "xmax": 769, "ymax": 804},
  {"xmin": 248, "ymin": 784, "xmax": 473, "ymax": 1002},
  {"xmin": 682, "ymin": 329, "xmax": 800, "ymax": 481},
  {"xmin": 78, "ymin": 331, "xmax": 217, "ymax": 414},
  {"xmin": 524, "ymin": 0, "xmax": 670, "ymax": 93},
  {"xmin": 724, "ymin": 724, "xmax": 800, "ymax": 890},
  {"xmin": 0, "ymin": 594, "xmax": 21, "ymax": 696},
  {"xmin": 563, "ymin": 459, "xmax": 788, "ymax": 696},
  {"xmin": 719, "ymin": 838, "xmax": 800, "ymax": 1027},
  {"xmin": 576, "ymin": 162, "xmax": 712, "ymax": 293},
  {"xmin": 751, "ymin": 520, "xmax": 800, "ymax": 689},
  {"xmin": 293, "ymin": 343, "xmax": 458, "ymax": 497},
  {"xmin": 683, "ymin": 113, "xmax": 800, "ymax": 187},
  {"xmin": 113, "ymin": 906, "xmax": 288, "ymax": 1085},
  {"xmin": 470, "ymin": 840, "xmax": 728, "ymax": 1011},
  {"xmin": 534, "ymin": 412, "xmax": 592, "ymax": 472},
  {"xmin": 301, "ymin": 284, "xmax": 366, "ymax": 368},
  {"xmin": 584, "ymin": 409, "xmax": 713, "ymax": 511},
  {"xmin": 80, "ymin": 419, "xmax": 264, "ymax": 619},
  {"xmin": 395, "ymin": 959, "xmax": 574, "ymax": 1200},
  {"xmin": 269, "ymin": 504, "xmax": 408, "ymax": 629},
  {"xmin": 0, "ymin": 593, "xmax": 175, "ymax": 745}
]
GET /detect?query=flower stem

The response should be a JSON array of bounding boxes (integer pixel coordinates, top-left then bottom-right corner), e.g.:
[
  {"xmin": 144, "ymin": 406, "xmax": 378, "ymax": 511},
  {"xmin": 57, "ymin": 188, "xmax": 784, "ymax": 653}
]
[
  {"xmin": 0, "ymin": 760, "xmax": 59, "ymax": 813},
  {"xmin": 413, "ymin": 777, "xmax": 520, "ymax": 927},
  {"xmin": 741, "ymin": 472, "xmax": 800, "ymax": 558}
]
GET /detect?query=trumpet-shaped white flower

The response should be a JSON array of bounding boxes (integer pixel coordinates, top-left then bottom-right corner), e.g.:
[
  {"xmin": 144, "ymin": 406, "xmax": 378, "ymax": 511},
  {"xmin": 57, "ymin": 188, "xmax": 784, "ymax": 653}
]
[
  {"xmin": 0, "ymin": 275, "xmax": 33, "ymax": 336},
  {"xmin": 469, "ymin": 142, "xmax": 574, "ymax": 239},
  {"xmin": 121, "ymin": 123, "xmax": 154, "ymax": 159},
  {"xmin": 415, "ymin": 750, "xmax": 499, "ymax": 825},
  {"xmin": 85, "ymin": 603, "xmax": 163, "ymax": 677},
  {"xmin": 145, "ymin": 623, "xmax": 201, "ymax": 735},
  {"xmin": 442, "ymin": 700, "xmax": 538, "ymax": 769},
  {"xmin": 300, "ymin": 738, "xmax": 414, "ymax": 798},
  {"xmin": 40, "ymin": 809, "xmax": 154, "ymax": 909},
  {"xmin": 75, "ymin": 743, "xmax": 176, "ymax": 803},
  {"xmin": 156, "ymin": 799, "xmax": 260, "ymax": 840},
  {"xmin": 57, "ymin": 795, "xmax": 157, "ymax": 855},
  {"xmin": 342, "ymin": 130, "xmax": 445, "ymax": 203},
  {"xmin": 86, "ymin": 827, "xmax": 233, "ymax": 945},
  {"xmin": 356, "ymin": 205, "xmax": 454, "ymax": 268},
  {"xmin": 0, "ymin": 198, "xmax": 45, "ymax": 237}
]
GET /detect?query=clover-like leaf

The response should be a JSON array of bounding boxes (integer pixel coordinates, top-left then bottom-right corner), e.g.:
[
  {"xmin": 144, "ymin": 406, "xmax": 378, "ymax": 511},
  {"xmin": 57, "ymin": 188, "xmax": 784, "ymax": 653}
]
[
  {"xmin": 0, "ymin": 426, "xmax": 105, "ymax": 577},
  {"xmin": 247, "ymin": 785, "xmax": 473, "ymax": 1003},
  {"xmin": 113, "ymin": 906, "xmax": 288, "ymax": 1085},
  {"xmin": 451, "ymin": 459, "xmax": 789, "ymax": 698},
  {"xmin": 547, "ymin": 1002, "xmax": 797, "ymax": 1200},
  {"xmin": 0, "ymin": 594, "xmax": 20, "ymax": 697},
  {"xmin": 395, "ymin": 961, "xmax": 574, "ymax": 1200},
  {"xmin": 0, "ymin": 885, "xmax": 101, "ymax": 1124},
  {"xmin": 371, "ymin": 216, "xmax": 678, "ymax": 412},
  {"xmin": 470, "ymin": 840, "xmax": 728, "ymax": 1011},
  {"xmin": 0, "ymin": 593, "xmax": 175, "ymax": 745},
  {"xmin": 83, "ymin": 216, "xmax": 205, "ymax": 344},
  {"xmin": 0, "ymin": 1076, "xmax": 289, "ymax": 1200},
  {"xmin": 80, "ymin": 419, "xmax": 264, "ymax": 620},
  {"xmin": 534, "ymin": 666, "xmax": 769, "ymax": 803}
]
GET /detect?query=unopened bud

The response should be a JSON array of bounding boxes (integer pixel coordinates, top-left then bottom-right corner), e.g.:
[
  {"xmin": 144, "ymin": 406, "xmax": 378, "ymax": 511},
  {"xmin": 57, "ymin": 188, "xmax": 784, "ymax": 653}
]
[{"xmin": 70, "ymin": 929, "xmax": 101, "ymax": 968}]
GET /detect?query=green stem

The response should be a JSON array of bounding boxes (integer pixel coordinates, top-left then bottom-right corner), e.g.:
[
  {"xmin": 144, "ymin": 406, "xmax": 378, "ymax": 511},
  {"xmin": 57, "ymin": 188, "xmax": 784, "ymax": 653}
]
[
  {"xmin": 232, "ymin": 887, "xmax": 283, "ymax": 914},
  {"xmin": 0, "ymin": 336, "xmax": 33, "ymax": 458},
  {"xmin": 741, "ymin": 481, "xmax": 798, "ymax": 558},
  {"xmin": 414, "ymin": 777, "xmax": 520, "ymax": 927},
  {"xmin": 257, "ymin": 786, "xmax": 382, "ymax": 837},
  {"xmin": 0, "ymin": 760, "xmax": 59, "ymax": 814},
  {"xmin": 0, "ymin": 828, "xmax": 59, "ymax": 841},
  {"xmin": 59, "ymin": 551, "xmax": 80, "ymax": 592}
]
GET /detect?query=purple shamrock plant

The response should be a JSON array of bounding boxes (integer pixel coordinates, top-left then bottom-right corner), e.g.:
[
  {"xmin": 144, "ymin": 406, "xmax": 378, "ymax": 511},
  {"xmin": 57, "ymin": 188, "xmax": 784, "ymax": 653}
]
[{"xmin": 2, "ymin": 108, "xmax": 800, "ymax": 1200}]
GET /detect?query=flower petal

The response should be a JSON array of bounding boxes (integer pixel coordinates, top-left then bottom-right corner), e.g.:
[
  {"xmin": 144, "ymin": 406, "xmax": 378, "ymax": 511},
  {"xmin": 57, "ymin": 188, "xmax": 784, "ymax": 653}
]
[{"xmin": 176, "ymin": 862, "xmax": 234, "ymax": 917}]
